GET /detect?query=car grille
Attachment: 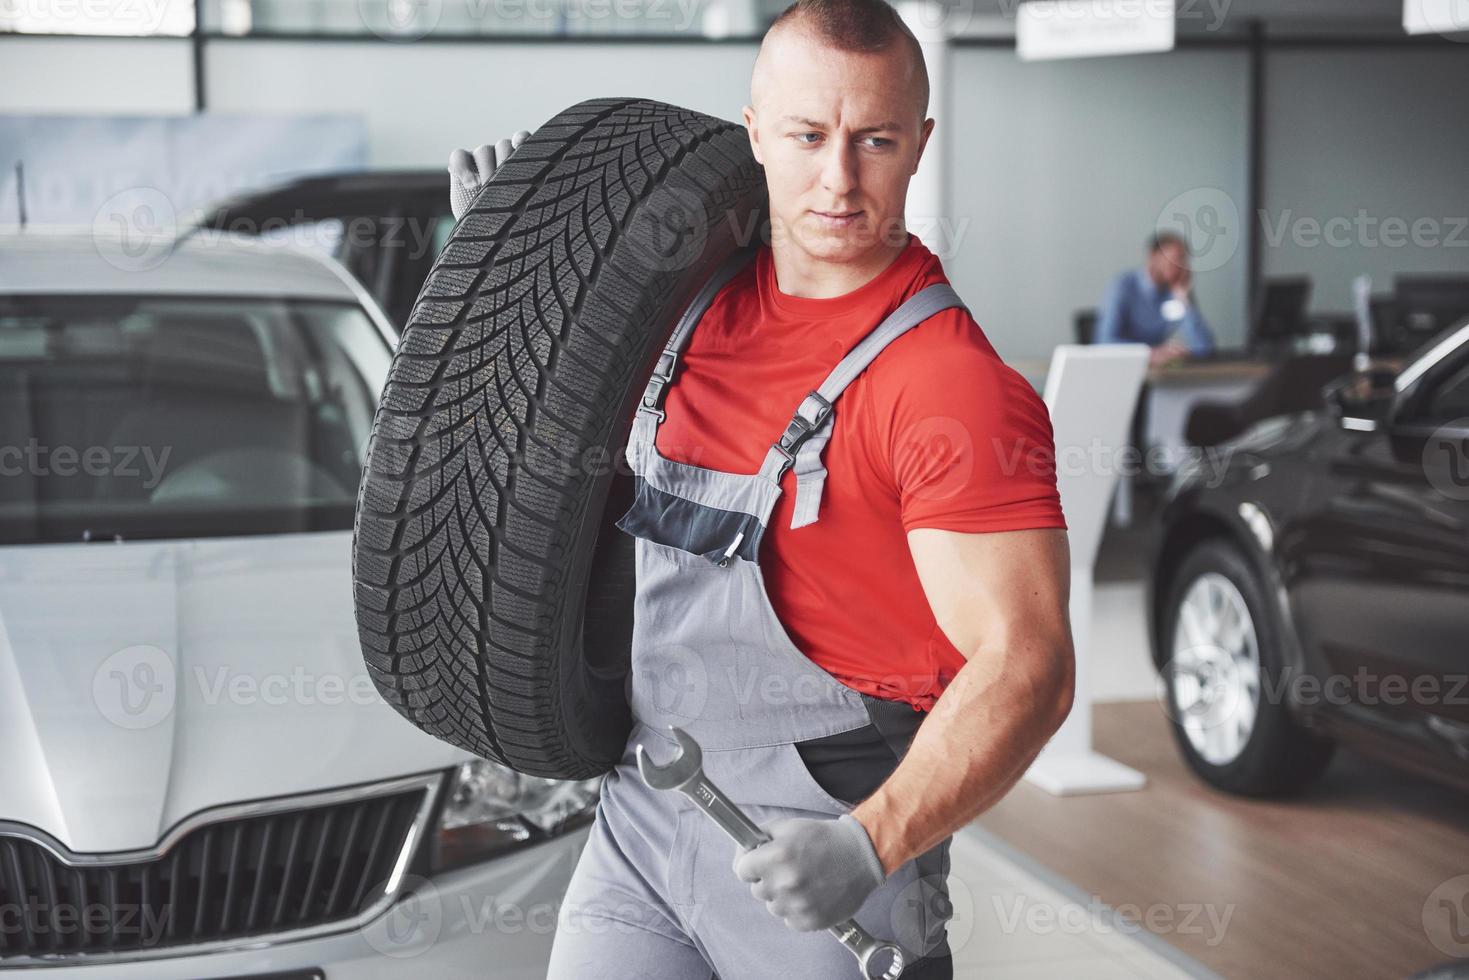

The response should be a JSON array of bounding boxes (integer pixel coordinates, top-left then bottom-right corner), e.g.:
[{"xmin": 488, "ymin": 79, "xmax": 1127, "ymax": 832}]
[{"xmin": 0, "ymin": 782, "xmax": 431, "ymax": 960}]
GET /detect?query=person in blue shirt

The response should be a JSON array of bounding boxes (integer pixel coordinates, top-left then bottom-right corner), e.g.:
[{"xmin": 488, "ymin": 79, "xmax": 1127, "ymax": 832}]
[{"xmin": 1096, "ymin": 231, "xmax": 1216, "ymax": 366}]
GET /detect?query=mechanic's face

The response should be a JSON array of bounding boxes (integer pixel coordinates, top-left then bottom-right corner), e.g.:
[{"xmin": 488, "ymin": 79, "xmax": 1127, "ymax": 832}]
[{"xmin": 742, "ymin": 28, "xmax": 933, "ymax": 266}]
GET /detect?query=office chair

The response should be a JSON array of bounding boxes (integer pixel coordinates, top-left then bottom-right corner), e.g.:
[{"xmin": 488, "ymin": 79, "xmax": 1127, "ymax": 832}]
[
  {"xmin": 1073, "ymin": 309, "xmax": 1098, "ymax": 345},
  {"xmin": 1184, "ymin": 353, "xmax": 1355, "ymax": 448}
]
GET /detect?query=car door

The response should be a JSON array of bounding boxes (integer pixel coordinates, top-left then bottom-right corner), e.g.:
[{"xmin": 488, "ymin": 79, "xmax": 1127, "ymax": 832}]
[{"xmin": 1283, "ymin": 329, "xmax": 1469, "ymax": 761}]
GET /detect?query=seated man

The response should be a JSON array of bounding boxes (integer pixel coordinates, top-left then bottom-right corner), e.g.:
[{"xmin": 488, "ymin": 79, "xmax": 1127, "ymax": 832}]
[{"xmin": 1096, "ymin": 231, "xmax": 1216, "ymax": 365}]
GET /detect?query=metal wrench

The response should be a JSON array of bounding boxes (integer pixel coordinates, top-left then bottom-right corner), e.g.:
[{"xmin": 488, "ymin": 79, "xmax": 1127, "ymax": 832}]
[{"xmin": 636, "ymin": 725, "xmax": 906, "ymax": 980}]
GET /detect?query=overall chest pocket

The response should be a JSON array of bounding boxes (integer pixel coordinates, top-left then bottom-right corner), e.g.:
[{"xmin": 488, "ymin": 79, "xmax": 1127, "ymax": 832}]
[{"xmin": 615, "ymin": 476, "xmax": 765, "ymax": 566}]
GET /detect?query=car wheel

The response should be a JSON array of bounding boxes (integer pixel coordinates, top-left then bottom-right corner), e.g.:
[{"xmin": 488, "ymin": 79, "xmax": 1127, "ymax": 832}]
[
  {"xmin": 1160, "ymin": 538, "xmax": 1334, "ymax": 796},
  {"xmin": 352, "ymin": 98, "xmax": 768, "ymax": 779}
]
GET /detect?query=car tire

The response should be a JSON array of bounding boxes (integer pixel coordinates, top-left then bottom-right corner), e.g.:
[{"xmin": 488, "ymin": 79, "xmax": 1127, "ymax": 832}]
[
  {"xmin": 351, "ymin": 98, "xmax": 768, "ymax": 779},
  {"xmin": 1160, "ymin": 538, "xmax": 1335, "ymax": 796}
]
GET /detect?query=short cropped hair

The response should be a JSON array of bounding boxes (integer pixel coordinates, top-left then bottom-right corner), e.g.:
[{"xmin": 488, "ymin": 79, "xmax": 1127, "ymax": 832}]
[
  {"xmin": 765, "ymin": 0, "xmax": 929, "ymax": 119},
  {"xmin": 1148, "ymin": 230, "xmax": 1188, "ymax": 254}
]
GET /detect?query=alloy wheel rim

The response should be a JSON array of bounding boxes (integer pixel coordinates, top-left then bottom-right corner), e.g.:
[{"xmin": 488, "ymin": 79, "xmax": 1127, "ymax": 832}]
[{"xmin": 1168, "ymin": 571, "xmax": 1263, "ymax": 766}]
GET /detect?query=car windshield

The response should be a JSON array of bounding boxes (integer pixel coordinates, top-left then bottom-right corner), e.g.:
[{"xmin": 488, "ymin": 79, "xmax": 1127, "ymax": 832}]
[{"xmin": 0, "ymin": 295, "xmax": 391, "ymax": 545}]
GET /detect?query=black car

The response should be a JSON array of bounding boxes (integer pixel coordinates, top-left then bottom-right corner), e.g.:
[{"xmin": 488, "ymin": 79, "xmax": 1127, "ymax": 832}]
[
  {"xmin": 1149, "ymin": 319, "xmax": 1469, "ymax": 797},
  {"xmin": 197, "ymin": 170, "xmax": 451, "ymax": 331}
]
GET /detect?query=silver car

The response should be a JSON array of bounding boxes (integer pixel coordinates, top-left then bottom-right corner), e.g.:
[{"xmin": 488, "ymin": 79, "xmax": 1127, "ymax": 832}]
[{"xmin": 0, "ymin": 231, "xmax": 597, "ymax": 977}]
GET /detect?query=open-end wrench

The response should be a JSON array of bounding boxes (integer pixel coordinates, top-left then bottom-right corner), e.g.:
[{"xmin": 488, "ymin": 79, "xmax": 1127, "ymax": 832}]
[{"xmin": 636, "ymin": 725, "xmax": 906, "ymax": 980}]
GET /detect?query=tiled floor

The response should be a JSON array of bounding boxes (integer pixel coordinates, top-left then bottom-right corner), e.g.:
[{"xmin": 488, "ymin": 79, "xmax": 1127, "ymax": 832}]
[{"xmin": 949, "ymin": 826, "xmax": 1213, "ymax": 979}]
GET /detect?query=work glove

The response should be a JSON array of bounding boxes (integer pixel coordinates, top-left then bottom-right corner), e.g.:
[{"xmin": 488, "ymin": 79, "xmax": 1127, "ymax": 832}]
[
  {"xmin": 447, "ymin": 130, "xmax": 531, "ymax": 221},
  {"xmin": 733, "ymin": 813, "xmax": 888, "ymax": 932}
]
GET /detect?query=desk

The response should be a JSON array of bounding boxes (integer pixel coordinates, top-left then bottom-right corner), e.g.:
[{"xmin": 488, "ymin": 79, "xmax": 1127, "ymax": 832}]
[
  {"xmin": 1011, "ymin": 356, "xmax": 1272, "ymax": 526},
  {"xmin": 1011, "ymin": 356, "xmax": 1271, "ymax": 466}
]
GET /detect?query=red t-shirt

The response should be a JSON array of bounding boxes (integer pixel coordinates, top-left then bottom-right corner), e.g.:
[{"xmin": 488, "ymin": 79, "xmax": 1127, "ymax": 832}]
[{"xmin": 653, "ymin": 232, "xmax": 1066, "ymax": 711}]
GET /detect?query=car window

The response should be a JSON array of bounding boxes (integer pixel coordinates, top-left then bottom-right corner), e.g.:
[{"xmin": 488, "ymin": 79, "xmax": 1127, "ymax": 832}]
[
  {"xmin": 0, "ymin": 295, "xmax": 390, "ymax": 545},
  {"xmin": 1418, "ymin": 359, "xmax": 1469, "ymax": 425}
]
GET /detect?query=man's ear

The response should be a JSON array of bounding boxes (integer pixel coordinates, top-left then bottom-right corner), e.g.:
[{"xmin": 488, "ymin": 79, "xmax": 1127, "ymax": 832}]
[
  {"xmin": 742, "ymin": 105, "xmax": 764, "ymax": 165},
  {"xmin": 912, "ymin": 117, "xmax": 936, "ymax": 174}
]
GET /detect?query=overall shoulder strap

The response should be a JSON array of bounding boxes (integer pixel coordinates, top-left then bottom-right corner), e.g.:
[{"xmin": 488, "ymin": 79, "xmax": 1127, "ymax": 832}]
[
  {"xmin": 756, "ymin": 282, "xmax": 967, "ymax": 528},
  {"xmin": 626, "ymin": 245, "xmax": 759, "ymax": 465}
]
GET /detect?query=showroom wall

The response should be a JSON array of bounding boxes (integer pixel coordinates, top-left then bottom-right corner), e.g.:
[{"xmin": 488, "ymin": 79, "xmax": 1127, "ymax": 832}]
[
  {"xmin": 0, "ymin": 37, "xmax": 195, "ymax": 112},
  {"xmin": 949, "ymin": 44, "xmax": 1252, "ymax": 358},
  {"xmin": 202, "ymin": 38, "xmax": 762, "ymax": 166},
  {"xmin": 1261, "ymin": 47, "xmax": 1469, "ymax": 315}
]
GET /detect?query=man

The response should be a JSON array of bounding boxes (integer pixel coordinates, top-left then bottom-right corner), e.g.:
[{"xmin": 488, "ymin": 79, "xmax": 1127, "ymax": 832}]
[
  {"xmin": 448, "ymin": 2, "xmax": 1074, "ymax": 976},
  {"xmin": 1096, "ymin": 231, "xmax": 1216, "ymax": 366}
]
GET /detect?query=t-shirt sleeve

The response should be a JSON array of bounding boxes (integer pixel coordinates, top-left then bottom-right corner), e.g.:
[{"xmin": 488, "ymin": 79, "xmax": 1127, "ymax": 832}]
[{"xmin": 865, "ymin": 309, "xmax": 1067, "ymax": 535}]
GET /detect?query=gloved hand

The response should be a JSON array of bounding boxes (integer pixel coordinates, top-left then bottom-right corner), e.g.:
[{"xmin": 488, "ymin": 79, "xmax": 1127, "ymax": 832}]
[
  {"xmin": 447, "ymin": 130, "xmax": 531, "ymax": 221},
  {"xmin": 733, "ymin": 813, "xmax": 888, "ymax": 932}
]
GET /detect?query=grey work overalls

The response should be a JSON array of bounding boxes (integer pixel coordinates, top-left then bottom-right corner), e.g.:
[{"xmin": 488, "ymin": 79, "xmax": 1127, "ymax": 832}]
[{"xmin": 546, "ymin": 252, "xmax": 968, "ymax": 980}]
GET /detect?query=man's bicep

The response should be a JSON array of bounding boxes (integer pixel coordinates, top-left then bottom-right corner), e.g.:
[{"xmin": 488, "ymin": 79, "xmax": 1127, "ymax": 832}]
[{"xmin": 906, "ymin": 526, "xmax": 1071, "ymax": 663}]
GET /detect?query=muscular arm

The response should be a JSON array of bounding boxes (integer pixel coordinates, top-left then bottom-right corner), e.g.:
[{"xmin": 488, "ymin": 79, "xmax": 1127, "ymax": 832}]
[{"xmin": 850, "ymin": 526, "xmax": 1075, "ymax": 874}]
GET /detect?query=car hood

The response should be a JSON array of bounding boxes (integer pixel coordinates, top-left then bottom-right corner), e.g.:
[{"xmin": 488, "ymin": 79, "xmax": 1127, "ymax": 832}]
[{"xmin": 0, "ymin": 531, "xmax": 461, "ymax": 854}]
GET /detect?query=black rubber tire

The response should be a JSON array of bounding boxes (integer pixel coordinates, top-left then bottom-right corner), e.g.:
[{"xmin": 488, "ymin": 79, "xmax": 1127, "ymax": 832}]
[
  {"xmin": 351, "ymin": 98, "xmax": 767, "ymax": 779},
  {"xmin": 1160, "ymin": 538, "xmax": 1336, "ymax": 797}
]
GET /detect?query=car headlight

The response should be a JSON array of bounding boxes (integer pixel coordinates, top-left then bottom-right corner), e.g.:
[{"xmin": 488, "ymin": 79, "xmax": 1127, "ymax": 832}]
[{"xmin": 430, "ymin": 760, "xmax": 602, "ymax": 874}]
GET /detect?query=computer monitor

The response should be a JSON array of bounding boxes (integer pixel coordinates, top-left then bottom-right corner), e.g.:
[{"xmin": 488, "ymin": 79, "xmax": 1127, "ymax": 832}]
[
  {"xmin": 1250, "ymin": 277, "xmax": 1312, "ymax": 350},
  {"xmin": 1393, "ymin": 276, "xmax": 1469, "ymax": 343}
]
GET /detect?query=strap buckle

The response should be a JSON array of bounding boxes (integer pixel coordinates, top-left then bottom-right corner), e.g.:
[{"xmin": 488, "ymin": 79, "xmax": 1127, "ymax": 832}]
[
  {"xmin": 637, "ymin": 348, "xmax": 680, "ymax": 422},
  {"xmin": 771, "ymin": 391, "xmax": 833, "ymax": 465}
]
